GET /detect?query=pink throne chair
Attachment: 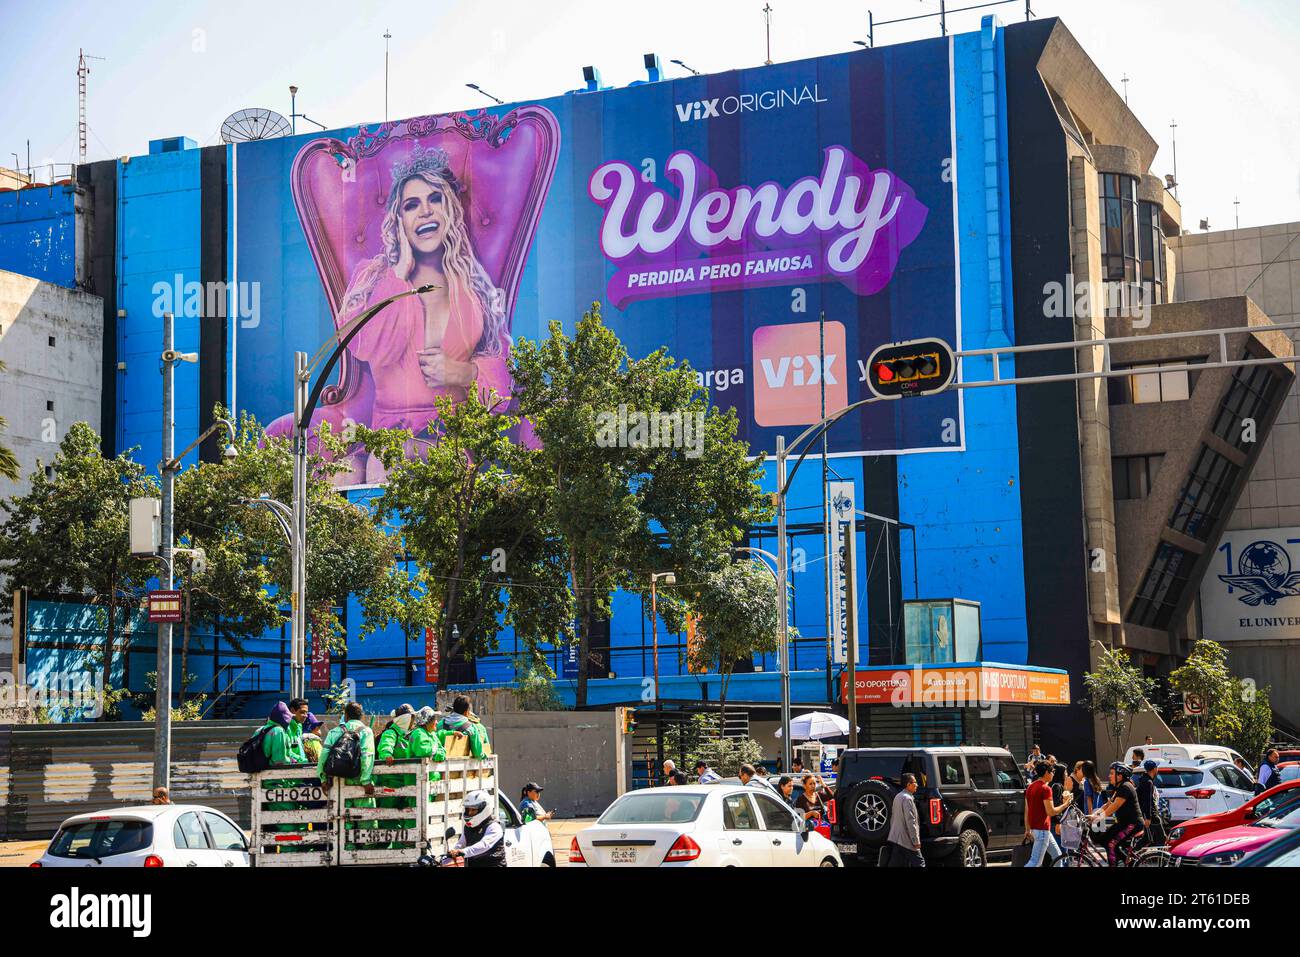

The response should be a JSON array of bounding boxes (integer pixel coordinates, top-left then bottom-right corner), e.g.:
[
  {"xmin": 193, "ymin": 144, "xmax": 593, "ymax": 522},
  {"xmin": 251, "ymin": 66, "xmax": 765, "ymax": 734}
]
[{"xmin": 265, "ymin": 106, "xmax": 561, "ymax": 482}]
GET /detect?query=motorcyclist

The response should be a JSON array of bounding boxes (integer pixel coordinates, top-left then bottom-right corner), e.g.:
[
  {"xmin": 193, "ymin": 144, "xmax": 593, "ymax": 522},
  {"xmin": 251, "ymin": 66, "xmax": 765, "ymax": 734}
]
[{"xmin": 448, "ymin": 789, "xmax": 507, "ymax": 867}]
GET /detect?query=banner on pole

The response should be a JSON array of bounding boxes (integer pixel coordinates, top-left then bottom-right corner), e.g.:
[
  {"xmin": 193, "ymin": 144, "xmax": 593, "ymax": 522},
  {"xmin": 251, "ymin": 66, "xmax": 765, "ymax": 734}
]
[{"xmin": 424, "ymin": 626, "xmax": 440, "ymax": 685}]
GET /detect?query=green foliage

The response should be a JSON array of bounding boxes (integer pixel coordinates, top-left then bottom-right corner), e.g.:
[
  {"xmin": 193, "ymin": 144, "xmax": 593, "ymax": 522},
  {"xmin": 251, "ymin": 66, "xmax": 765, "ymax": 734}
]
[
  {"xmin": 511, "ymin": 654, "xmax": 564, "ymax": 711},
  {"xmin": 685, "ymin": 561, "xmax": 783, "ymax": 723},
  {"xmin": 1083, "ymin": 646, "xmax": 1155, "ymax": 759},
  {"xmin": 1168, "ymin": 639, "xmax": 1235, "ymax": 743},
  {"xmin": 1214, "ymin": 682, "xmax": 1274, "ymax": 762},
  {"xmin": 0, "ymin": 422, "xmax": 159, "ymax": 715},
  {"xmin": 655, "ymin": 713, "xmax": 764, "ymax": 777},
  {"xmin": 361, "ymin": 389, "xmax": 572, "ymax": 679},
  {"xmin": 510, "ymin": 302, "xmax": 771, "ymax": 705},
  {"xmin": 0, "ymin": 362, "xmax": 19, "ymax": 482}
]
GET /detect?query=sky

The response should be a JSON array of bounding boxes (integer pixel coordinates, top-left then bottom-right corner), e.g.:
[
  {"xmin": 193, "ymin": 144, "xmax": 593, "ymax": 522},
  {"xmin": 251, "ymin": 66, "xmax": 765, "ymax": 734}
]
[{"xmin": 1, "ymin": 0, "xmax": 1297, "ymax": 231}]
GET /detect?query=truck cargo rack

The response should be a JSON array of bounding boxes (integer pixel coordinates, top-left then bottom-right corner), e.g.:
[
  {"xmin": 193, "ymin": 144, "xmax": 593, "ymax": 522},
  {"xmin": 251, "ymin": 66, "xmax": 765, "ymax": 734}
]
[{"xmin": 248, "ymin": 755, "xmax": 497, "ymax": 867}]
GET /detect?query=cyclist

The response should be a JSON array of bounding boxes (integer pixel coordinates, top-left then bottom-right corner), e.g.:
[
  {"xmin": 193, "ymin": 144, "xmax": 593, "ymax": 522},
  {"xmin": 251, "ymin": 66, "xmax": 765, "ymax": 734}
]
[
  {"xmin": 1134, "ymin": 759, "xmax": 1166, "ymax": 847},
  {"xmin": 1092, "ymin": 762, "xmax": 1144, "ymax": 865}
]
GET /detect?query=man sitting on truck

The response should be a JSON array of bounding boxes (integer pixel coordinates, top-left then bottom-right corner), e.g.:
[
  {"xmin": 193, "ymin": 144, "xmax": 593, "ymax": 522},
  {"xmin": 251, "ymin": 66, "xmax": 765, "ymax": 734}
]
[
  {"xmin": 376, "ymin": 705, "xmax": 418, "ymax": 840},
  {"xmin": 409, "ymin": 707, "xmax": 448, "ymax": 787},
  {"xmin": 438, "ymin": 696, "xmax": 490, "ymax": 757},
  {"xmin": 318, "ymin": 702, "xmax": 377, "ymax": 849}
]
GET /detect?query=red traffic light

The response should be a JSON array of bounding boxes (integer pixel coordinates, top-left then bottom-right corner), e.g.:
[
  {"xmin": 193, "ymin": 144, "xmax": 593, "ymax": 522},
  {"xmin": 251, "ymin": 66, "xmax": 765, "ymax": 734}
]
[
  {"xmin": 865, "ymin": 337, "xmax": 955, "ymax": 399},
  {"xmin": 874, "ymin": 361, "xmax": 895, "ymax": 382}
]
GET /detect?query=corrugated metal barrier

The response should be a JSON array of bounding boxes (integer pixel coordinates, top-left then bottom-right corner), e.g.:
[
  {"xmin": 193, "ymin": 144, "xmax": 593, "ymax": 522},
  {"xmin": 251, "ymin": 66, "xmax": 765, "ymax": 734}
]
[{"xmin": 0, "ymin": 720, "xmax": 260, "ymax": 840}]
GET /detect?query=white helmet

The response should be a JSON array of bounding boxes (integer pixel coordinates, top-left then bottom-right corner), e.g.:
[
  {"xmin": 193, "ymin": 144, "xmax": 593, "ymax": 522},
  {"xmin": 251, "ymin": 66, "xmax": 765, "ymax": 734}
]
[{"xmin": 464, "ymin": 789, "xmax": 494, "ymax": 828}]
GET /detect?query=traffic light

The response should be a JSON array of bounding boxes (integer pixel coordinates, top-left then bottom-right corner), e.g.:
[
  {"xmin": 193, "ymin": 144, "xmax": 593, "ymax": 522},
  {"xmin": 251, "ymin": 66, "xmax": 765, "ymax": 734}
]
[
  {"xmin": 621, "ymin": 707, "xmax": 637, "ymax": 735},
  {"xmin": 864, "ymin": 337, "xmax": 956, "ymax": 399}
]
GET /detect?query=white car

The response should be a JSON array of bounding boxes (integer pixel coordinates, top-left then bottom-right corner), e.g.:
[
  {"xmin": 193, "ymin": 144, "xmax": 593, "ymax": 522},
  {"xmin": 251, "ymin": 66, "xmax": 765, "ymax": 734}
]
[
  {"xmin": 1155, "ymin": 761, "xmax": 1255, "ymax": 823},
  {"xmin": 569, "ymin": 785, "xmax": 843, "ymax": 867},
  {"xmin": 498, "ymin": 794, "xmax": 556, "ymax": 867},
  {"xmin": 34, "ymin": 804, "xmax": 249, "ymax": 868},
  {"xmin": 1126, "ymin": 744, "xmax": 1252, "ymax": 778}
]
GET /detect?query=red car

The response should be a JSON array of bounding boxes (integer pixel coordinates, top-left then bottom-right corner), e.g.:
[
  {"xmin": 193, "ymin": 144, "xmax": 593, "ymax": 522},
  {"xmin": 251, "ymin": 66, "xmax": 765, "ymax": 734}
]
[{"xmin": 1167, "ymin": 779, "xmax": 1300, "ymax": 850}]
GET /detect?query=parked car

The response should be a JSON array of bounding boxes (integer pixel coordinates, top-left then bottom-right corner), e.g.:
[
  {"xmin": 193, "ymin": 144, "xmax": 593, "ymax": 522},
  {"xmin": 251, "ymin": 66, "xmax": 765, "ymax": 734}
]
[
  {"xmin": 1167, "ymin": 780, "xmax": 1300, "ymax": 849},
  {"xmin": 1125, "ymin": 744, "xmax": 1252, "ymax": 778},
  {"xmin": 1235, "ymin": 825, "xmax": 1300, "ymax": 866},
  {"xmin": 831, "ymin": 746, "xmax": 1026, "ymax": 867},
  {"xmin": 570, "ymin": 785, "xmax": 842, "ymax": 867},
  {"xmin": 498, "ymin": 794, "xmax": 556, "ymax": 867},
  {"xmin": 1154, "ymin": 760, "xmax": 1255, "ymax": 823},
  {"xmin": 1171, "ymin": 798, "xmax": 1300, "ymax": 866},
  {"xmin": 34, "ymin": 804, "xmax": 249, "ymax": 868}
]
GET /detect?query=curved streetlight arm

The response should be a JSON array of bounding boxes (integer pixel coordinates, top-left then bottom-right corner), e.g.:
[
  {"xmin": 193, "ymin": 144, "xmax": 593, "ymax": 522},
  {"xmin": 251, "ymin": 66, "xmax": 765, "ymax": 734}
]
[
  {"xmin": 239, "ymin": 497, "xmax": 293, "ymax": 548},
  {"xmin": 779, "ymin": 395, "xmax": 887, "ymax": 497},
  {"xmin": 734, "ymin": 546, "xmax": 780, "ymax": 582},
  {"xmin": 296, "ymin": 284, "xmax": 438, "ymax": 432},
  {"xmin": 163, "ymin": 417, "xmax": 237, "ymax": 472}
]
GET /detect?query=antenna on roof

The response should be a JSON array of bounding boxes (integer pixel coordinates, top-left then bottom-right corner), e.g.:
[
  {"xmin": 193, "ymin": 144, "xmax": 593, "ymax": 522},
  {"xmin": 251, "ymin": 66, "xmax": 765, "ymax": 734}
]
[
  {"xmin": 220, "ymin": 108, "xmax": 292, "ymax": 143},
  {"xmin": 77, "ymin": 49, "xmax": 106, "ymax": 165}
]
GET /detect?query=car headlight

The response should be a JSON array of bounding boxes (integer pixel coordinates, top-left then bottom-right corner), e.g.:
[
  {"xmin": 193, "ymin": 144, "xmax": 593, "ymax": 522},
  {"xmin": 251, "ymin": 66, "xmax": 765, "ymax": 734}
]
[
  {"xmin": 1169, "ymin": 826, "xmax": 1185, "ymax": 842},
  {"xmin": 1200, "ymin": 850, "xmax": 1246, "ymax": 867}
]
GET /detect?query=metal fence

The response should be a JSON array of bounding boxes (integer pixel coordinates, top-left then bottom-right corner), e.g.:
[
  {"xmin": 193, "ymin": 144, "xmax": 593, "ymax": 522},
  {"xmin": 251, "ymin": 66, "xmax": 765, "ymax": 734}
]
[{"xmin": 0, "ymin": 719, "xmax": 260, "ymax": 840}]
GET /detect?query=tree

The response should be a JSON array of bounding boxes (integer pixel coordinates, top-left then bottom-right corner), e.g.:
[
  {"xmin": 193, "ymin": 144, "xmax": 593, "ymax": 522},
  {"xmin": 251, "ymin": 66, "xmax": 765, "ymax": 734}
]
[
  {"xmin": 361, "ymin": 390, "xmax": 573, "ymax": 687},
  {"xmin": 1215, "ymin": 682, "xmax": 1274, "ymax": 763},
  {"xmin": 1168, "ymin": 639, "xmax": 1235, "ymax": 743},
  {"xmin": 1083, "ymin": 645, "xmax": 1155, "ymax": 760},
  {"xmin": 655, "ymin": 712, "xmax": 765, "ymax": 777},
  {"xmin": 685, "ymin": 561, "xmax": 782, "ymax": 729},
  {"xmin": 0, "ymin": 361, "xmax": 19, "ymax": 482},
  {"xmin": 510, "ymin": 302, "xmax": 771, "ymax": 706},
  {"xmin": 0, "ymin": 422, "xmax": 158, "ymax": 717}
]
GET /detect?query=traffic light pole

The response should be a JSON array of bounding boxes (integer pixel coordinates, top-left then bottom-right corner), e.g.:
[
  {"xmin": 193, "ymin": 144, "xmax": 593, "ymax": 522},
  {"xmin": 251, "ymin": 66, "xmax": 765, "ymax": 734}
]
[{"xmin": 778, "ymin": 319, "xmax": 1300, "ymax": 746}]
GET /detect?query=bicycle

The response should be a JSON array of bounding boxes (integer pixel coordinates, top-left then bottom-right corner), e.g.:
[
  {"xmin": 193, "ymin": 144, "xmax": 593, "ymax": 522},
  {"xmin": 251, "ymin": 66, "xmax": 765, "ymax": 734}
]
[{"xmin": 1052, "ymin": 810, "xmax": 1171, "ymax": 868}]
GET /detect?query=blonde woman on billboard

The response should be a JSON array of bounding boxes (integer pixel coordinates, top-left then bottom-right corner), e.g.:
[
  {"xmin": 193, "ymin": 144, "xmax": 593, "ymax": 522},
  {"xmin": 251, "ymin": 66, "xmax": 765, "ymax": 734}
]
[{"xmin": 340, "ymin": 144, "xmax": 512, "ymax": 482}]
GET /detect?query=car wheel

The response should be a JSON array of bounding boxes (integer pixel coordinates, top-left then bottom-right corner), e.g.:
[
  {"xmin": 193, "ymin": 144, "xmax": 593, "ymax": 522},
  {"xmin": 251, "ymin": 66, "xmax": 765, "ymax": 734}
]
[
  {"xmin": 955, "ymin": 829, "xmax": 986, "ymax": 868},
  {"xmin": 843, "ymin": 781, "xmax": 894, "ymax": 846},
  {"xmin": 819, "ymin": 857, "xmax": 839, "ymax": 867},
  {"xmin": 541, "ymin": 852, "xmax": 556, "ymax": 868}
]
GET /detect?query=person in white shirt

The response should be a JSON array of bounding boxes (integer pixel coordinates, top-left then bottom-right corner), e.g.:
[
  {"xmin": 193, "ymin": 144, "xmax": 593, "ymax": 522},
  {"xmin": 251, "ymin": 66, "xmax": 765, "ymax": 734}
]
[{"xmin": 695, "ymin": 760, "xmax": 721, "ymax": 784}]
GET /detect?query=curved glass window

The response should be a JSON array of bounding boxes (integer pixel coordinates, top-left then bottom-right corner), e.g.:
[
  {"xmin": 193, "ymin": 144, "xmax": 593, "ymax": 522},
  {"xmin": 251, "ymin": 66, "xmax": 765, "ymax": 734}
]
[
  {"xmin": 1138, "ymin": 201, "xmax": 1166, "ymax": 305},
  {"xmin": 1100, "ymin": 173, "xmax": 1139, "ymax": 317}
]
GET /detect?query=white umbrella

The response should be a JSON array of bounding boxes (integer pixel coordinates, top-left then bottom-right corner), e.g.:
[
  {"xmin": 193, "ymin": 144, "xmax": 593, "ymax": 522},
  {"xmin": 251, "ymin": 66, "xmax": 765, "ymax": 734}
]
[{"xmin": 775, "ymin": 711, "xmax": 853, "ymax": 740}]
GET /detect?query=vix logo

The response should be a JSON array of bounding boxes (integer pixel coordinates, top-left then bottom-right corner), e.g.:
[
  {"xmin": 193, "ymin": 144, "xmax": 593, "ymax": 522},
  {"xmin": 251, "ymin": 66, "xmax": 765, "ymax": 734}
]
[
  {"xmin": 1218, "ymin": 540, "xmax": 1300, "ymax": 606},
  {"xmin": 752, "ymin": 321, "xmax": 848, "ymax": 427},
  {"xmin": 675, "ymin": 99, "xmax": 720, "ymax": 122}
]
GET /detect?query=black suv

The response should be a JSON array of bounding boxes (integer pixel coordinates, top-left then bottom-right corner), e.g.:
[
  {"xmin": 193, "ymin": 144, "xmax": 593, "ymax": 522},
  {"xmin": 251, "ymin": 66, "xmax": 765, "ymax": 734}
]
[{"xmin": 832, "ymin": 746, "xmax": 1027, "ymax": 867}]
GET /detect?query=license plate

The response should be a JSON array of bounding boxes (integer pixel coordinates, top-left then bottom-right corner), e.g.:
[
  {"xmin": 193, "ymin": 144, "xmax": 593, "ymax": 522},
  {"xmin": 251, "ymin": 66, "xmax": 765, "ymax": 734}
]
[
  {"xmin": 609, "ymin": 847, "xmax": 638, "ymax": 865},
  {"xmin": 836, "ymin": 842, "xmax": 857, "ymax": 855}
]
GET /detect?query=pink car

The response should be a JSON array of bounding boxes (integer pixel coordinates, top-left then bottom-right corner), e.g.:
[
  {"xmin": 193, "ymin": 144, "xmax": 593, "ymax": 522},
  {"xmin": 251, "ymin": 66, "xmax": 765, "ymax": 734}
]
[{"xmin": 1172, "ymin": 798, "xmax": 1300, "ymax": 866}]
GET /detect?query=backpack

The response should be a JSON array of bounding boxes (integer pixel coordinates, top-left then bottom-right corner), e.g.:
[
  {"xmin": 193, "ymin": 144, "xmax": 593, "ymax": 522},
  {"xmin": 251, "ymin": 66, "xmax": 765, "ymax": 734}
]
[
  {"xmin": 237, "ymin": 726, "xmax": 274, "ymax": 774},
  {"xmin": 323, "ymin": 726, "xmax": 363, "ymax": 780}
]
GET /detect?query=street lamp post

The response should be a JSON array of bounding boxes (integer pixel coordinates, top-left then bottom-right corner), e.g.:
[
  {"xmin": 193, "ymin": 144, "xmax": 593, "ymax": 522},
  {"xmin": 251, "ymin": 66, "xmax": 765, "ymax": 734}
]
[
  {"xmin": 733, "ymin": 546, "xmax": 785, "ymax": 763},
  {"xmin": 286, "ymin": 284, "xmax": 437, "ymax": 700},
  {"xmin": 649, "ymin": 571, "xmax": 676, "ymax": 703},
  {"xmin": 152, "ymin": 309, "xmax": 237, "ymax": 791}
]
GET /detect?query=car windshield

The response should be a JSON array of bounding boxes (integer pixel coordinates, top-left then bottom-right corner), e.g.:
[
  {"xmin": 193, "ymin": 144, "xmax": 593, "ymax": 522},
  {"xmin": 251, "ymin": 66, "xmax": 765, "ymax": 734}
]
[
  {"xmin": 48, "ymin": 819, "xmax": 152, "ymax": 859},
  {"xmin": 599, "ymin": 792, "xmax": 707, "ymax": 825},
  {"xmin": 1155, "ymin": 770, "xmax": 1203, "ymax": 789},
  {"xmin": 1254, "ymin": 802, "xmax": 1300, "ymax": 829}
]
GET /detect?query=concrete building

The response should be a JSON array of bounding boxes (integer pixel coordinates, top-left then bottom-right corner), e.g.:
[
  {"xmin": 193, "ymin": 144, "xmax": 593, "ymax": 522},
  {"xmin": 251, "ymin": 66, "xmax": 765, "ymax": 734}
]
[
  {"xmin": 1170, "ymin": 223, "xmax": 1300, "ymax": 733},
  {"xmin": 0, "ymin": 268, "xmax": 105, "ymax": 667}
]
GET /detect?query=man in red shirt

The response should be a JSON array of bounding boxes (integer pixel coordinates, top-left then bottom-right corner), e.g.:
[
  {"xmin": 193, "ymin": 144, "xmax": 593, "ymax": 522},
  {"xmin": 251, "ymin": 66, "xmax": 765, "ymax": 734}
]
[{"xmin": 1023, "ymin": 760, "xmax": 1073, "ymax": 866}]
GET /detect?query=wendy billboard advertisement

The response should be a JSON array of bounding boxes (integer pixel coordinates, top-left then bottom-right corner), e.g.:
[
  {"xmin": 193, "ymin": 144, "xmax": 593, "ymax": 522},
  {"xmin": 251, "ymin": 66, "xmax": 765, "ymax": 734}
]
[{"xmin": 233, "ymin": 38, "xmax": 961, "ymax": 484}]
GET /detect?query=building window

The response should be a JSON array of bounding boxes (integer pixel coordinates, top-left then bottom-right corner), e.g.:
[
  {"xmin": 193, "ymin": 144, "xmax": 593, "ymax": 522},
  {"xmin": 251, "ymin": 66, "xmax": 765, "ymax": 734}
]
[
  {"xmin": 1168, "ymin": 445, "xmax": 1241, "ymax": 541},
  {"xmin": 46, "ymin": 400, "xmax": 54, "ymax": 412},
  {"xmin": 1107, "ymin": 358, "xmax": 1205, "ymax": 405},
  {"xmin": 1138, "ymin": 201, "xmax": 1166, "ymax": 305},
  {"xmin": 1212, "ymin": 356, "xmax": 1282, "ymax": 451},
  {"xmin": 1099, "ymin": 172, "xmax": 1139, "ymax": 317},
  {"xmin": 1113, "ymin": 454, "xmax": 1164, "ymax": 500},
  {"xmin": 1128, "ymin": 541, "xmax": 1195, "ymax": 629},
  {"xmin": 47, "ymin": 335, "xmax": 56, "ymax": 347}
]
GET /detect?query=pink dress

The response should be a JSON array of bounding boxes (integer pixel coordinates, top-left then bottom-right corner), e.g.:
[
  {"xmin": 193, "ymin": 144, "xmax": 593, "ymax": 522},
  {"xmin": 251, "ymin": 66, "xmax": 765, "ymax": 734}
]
[{"xmin": 345, "ymin": 269, "xmax": 512, "ymax": 434}]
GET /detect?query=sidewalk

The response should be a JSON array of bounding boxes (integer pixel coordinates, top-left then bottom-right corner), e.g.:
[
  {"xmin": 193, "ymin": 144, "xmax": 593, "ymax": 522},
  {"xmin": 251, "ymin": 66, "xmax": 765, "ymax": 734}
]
[{"xmin": 544, "ymin": 817, "xmax": 596, "ymax": 866}]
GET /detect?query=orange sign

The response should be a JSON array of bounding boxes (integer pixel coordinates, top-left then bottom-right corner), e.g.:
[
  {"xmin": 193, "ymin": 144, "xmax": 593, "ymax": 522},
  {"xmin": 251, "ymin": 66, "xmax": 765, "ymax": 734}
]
[{"xmin": 841, "ymin": 665, "xmax": 1071, "ymax": 707}]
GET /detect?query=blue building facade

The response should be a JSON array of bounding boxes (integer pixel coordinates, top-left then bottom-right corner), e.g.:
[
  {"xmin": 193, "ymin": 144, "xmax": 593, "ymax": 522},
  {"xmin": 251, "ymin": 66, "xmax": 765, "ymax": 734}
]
[{"xmin": 16, "ymin": 18, "xmax": 1100, "ymax": 754}]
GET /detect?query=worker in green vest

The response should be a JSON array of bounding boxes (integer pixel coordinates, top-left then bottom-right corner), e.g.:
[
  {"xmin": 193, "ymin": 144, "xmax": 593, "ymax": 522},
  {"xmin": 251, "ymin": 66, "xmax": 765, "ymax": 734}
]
[
  {"xmin": 375, "ymin": 703, "xmax": 417, "ymax": 842},
  {"xmin": 286, "ymin": 697, "xmax": 310, "ymax": 763},
  {"xmin": 438, "ymin": 695, "xmax": 491, "ymax": 758}
]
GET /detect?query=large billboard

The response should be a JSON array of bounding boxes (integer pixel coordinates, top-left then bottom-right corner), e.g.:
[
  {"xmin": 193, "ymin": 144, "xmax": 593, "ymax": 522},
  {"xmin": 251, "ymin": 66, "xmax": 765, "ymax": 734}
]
[
  {"xmin": 233, "ymin": 40, "xmax": 962, "ymax": 482},
  {"xmin": 1201, "ymin": 528, "xmax": 1300, "ymax": 642}
]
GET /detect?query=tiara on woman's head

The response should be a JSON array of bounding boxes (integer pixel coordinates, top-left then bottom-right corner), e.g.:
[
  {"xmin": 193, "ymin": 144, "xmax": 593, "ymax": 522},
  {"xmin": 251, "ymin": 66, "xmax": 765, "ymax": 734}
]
[{"xmin": 390, "ymin": 144, "xmax": 457, "ymax": 189}]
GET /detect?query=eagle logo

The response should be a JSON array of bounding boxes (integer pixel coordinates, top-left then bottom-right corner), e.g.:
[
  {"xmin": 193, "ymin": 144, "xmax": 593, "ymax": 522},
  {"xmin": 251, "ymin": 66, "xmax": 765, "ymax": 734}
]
[{"xmin": 1219, "ymin": 540, "xmax": 1300, "ymax": 606}]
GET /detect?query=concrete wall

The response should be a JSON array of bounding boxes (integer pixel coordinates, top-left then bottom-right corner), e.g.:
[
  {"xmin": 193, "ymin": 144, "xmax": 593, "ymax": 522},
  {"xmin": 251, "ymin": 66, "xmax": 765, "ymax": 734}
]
[
  {"xmin": 0, "ymin": 270, "xmax": 104, "ymax": 666},
  {"xmin": 489, "ymin": 710, "xmax": 627, "ymax": 819}
]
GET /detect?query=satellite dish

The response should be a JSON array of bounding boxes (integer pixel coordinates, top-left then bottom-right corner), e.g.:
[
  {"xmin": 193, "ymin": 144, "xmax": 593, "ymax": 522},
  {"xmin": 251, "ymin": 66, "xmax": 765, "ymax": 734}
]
[{"xmin": 220, "ymin": 108, "xmax": 291, "ymax": 143}]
